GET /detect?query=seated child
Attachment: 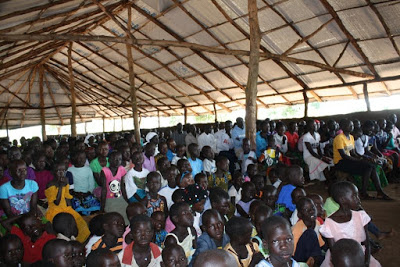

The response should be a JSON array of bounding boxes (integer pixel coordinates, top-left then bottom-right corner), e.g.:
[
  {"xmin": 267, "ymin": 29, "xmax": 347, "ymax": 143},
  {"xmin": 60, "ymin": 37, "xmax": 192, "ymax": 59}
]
[
  {"xmin": 183, "ymin": 184, "xmax": 208, "ymax": 237},
  {"xmin": 156, "ymin": 157, "xmax": 170, "ymax": 189},
  {"xmin": 0, "ymin": 159, "xmax": 38, "ymax": 217},
  {"xmin": 0, "ymin": 234, "xmax": 26, "ymax": 267},
  {"xmin": 195, "ymin": 173, "xmax": 208, "ymax": 191},
  {"xmin": 188, "ymin": 144, "xmax": 203, "ymax": 178},
  {"xmin": 209, "ymin": 187, "xmax": 231, "ymax": 223},
  {"xmin": 208, "ymin": 156, "xmax": 231, "ymax": 192},
  {"xmin": 52, "ymin": 212, "xmax": 78, "ymax": 241},
  {"xmin": 267, "ymin": 167, "xmax": 281, "ymax": 188},
  {"xmin": 229, "ymin": 171, "xmax": 243, "ymax": 205},
  {"xmin": 119, "ymin": 214, "xmax": 162, "ymax": 266},
  {"xmin": 1, "ymin": 214, "xmax": 56, "ymax": 263},
  {"xmin": 256, "ymin": 216, "xmax": 300, "ymax": 267},
  {"xmin": 152, "ymin": 211, "xmax": 168, "ymax": 247},
  {"xmin": 68, "ymin": 151, "xmax": 99, "ymax": 215},
  {"xmin": 32, "ymin": 152, "xmax": 54, "ymax": 202},
  {"xmin": 224, "ymin": 216, "xmax": 259, "ymax": 267},
  {"xmin": 193, "ymin": 249, "xmax": 237, "ymax": 267},
  {"xmin": 141, "ymin": 172, "xmax": 168, "ymax": 217},
  {"xmin": 124, "ymin": 202, "xmax": 147, "ymax": 248},
  {"xmin": 165, "ymin": 202, "xmax": 197, "ymax": 261},
  {"xmin": 177, "ymin": 159, "xmax": 193, "ymax": 178},
  {"xmin": 90, "ymin": 212, "xmax": 125, "ymax": 255},
  {"xmin": 41, "ymin": 239, "xmax": 72, "ymax": 267},
  {"xmin": 235, "ymin": 182, "xmax": 256, "ymax": 218},
  {"xmin": 308, "ymin": 193, "xmax": 326, "ymax": 224},
  {"xmin": 277, "ymin": 165, "xmax": 304, "ymax": 214},
  {"xmin": 159, "ymin": 166, "xmax": 179, "ymax": 209},
  {"xmin": 100, "ymin": 151, "xmax": 129, "ymax": 224},
  {"xmin": 202, "ymin": 146, "xmax": 216, "ymax": 176},
  {"xmin": 289, "ymin": 187, "xmax": 307, "ymax": 226},
  {"xmin": 261, "ymin": 185, "xmax": 285, "ymax": 216},
  {"xmin": 123, "ymin": 151, "xmax": 149, "ymax": 203},
  {"xmin": 244, "ymin": 164, "xmax": 257, "ymax": 183},
  {"xmin": 45, "ymin": 161, "xmax": 90, "ymax": 243},
  {"xmin": 85, "ymin": 214, "xmax": 105, "ymax": 256},
  {"xmin": 251, "ymin": 174, "xmax": 265, "ymax": 199},
  {"xmin": 86, "ymin": 248, "xmax": 120, "ymax": 267},
  {"xmin": 161, "ymin": 244, "xmax": 188, "ymax": 267},
  {"xmin": 178, "ymin": 171, "xmax": 195, "ymax": 189},
  {"xmin": 251, "ymin": 205, "xmax": 273, "ymax": 257},
  {"xmin": 331, "ymin": 238, "xmax": 365, "ymax": 267},
  {"xmin": 319, "ymin": 181, "xmax": 381, "ymax": 267},
  {"xmin": 171, "ymin": 145, "xmax": 187, "ymax": 166},
  {"xmin": 192, "ymin": 209, "xmax": 230, "ymax": 263},
  {"xmin": 165, "ymin": 189, "xmax": 185, "ymax": 233},
  {"xmin": 239, "ymin": 138, "xmax": 257, "ymax": 175},
  {"xmin": 70, "ymin": 240, "xmax": 85, "ymax": 267},
  {"xmin": 292, "ymin": 198, "xmax": 325, "ymax": 265},
  {"xmin": 4, "ymin": 147, "xmax": 36, "ymax": 182},
  {"xmin": 258, "ymin": 135, "xmax": 282, "ymax": 170}
]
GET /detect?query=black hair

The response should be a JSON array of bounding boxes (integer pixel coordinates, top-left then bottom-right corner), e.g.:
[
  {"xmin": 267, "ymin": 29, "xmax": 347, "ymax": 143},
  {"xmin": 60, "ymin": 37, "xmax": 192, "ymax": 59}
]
[
  {"xmin": 291, "ymin": 187, "xmax": 306, "ymax": 200},
  {"xmin": 331, "ymin": 238, "xmax": 364, "ymax": 267},
  {"xmin": 261, "ymin": 216, "xmax": 291, "ymax": 240},
  {"xmin": 262, "ymin": 185, "xmax": 277, "ymax": 196},
  {"xmin": 172, "ymin": 188, "xmax": 185, "ymax": 203},
  {"xmin": 201, "ymin": 209, "xmax": 221, "ymax": 226},
  {"xmin": 276, "ymin": 121, "xmax": 285, "ymax": 129},
  {"xmin": 194, "ymin": 172, "xmax": 207, "ymax": 183},
  {"xmin": 42, "ymin": 239, "xmax": 70, "ymax": 261},
  {"xmin": 86, "ymin": 248, "xmax": 116, "ymax": 267},
  {"xmin": 129, "ymin": 214, "xmax": 152, "ymax": 230},
  {"xmin": 108, "ymin": 150, "xmax": 121, "ymax": 159},
  {"xmin": 209, "ymin": 187, "xmax": 229, "ymax": 204},
  {"xmin": 169, "ymin": 202, "xmax": 189, "ymax": 222},
  {"xmin": 193, "ymin": 249, "xmax": 236, "ymax": 267},
  {"xmin": 157, "ymin": 157, "xmax": 169, "ymax": 169},
  {"xmin": 0, "ymin": 234, "xmax": 22, "ymax": 254},
  {"xmin": 331, "ymin": 181, "xmax": 354, "ymax": 204},
  {"xmin": 102, "ymin": 212, "xmax": 124, "ymax": 225},
  {"xmin": 215, "ymin": 155, "xmax": 228, "ymax": 164},
  {"xmin": 53, "ymin": 213, "xmax": 76, "ymax": 235},
  {"xmin": 251, "ymin": 174, "xmax": 264, "ymax": 182},
  {"xmin": 151, "ymin": 210, "xmax": 165, "ymax": 220},
  {"xmin": 339, "ymin": 118, "xmax": 350, "ymax": 129},
  {"xmin": 147, "ymin": 171, "xmax": 161, "ymax": 182},
  {"xmin": 88, "ymin": 214, "xmax": 105, "ymax": 236},
  {"xmin": 32, "ymin": 151, "xmax": 46, "ymax": 163},
  {"xmin": 225, "ymin": 216, "xmax": 252, "ymax": 240},
  {"xmin": 242, "ymin": 181, "xmax": 255, "ymax": 192},
  {"xmin": 177, "ymin": 158, "xmax": 189, "ymax": 169},
  {"xmin": 296, "ymin": 197, "xmax": 314, "ymax": 211},
  {"xmin": 162, "ymin": 244, "xmax": 186, "ymax": 263}
]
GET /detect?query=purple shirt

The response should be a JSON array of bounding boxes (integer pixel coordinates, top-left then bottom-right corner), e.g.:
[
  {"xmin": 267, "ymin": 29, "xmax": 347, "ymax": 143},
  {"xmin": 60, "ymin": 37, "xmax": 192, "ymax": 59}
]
[
  {"xmin": 142, "ymin": 153, "xmax": 156, "ymax": 172},
  {"xmin": 4, "ymin": 167, "xmax": 36, "ymax": 182}
]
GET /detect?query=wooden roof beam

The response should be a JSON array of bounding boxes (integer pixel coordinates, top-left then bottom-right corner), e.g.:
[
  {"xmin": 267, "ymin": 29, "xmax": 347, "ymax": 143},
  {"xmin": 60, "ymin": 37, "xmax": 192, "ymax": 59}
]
[
  {"xmin": 20, "ymin": 67, "xmax": 36, "ymax": 128},
  {"xmin": 320, "ymin": 0, "xmax": 378, "ymax": 76}
]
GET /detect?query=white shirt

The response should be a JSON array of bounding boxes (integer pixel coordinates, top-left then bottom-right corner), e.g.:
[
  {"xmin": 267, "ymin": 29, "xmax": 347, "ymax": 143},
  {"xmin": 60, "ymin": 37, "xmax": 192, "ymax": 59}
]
[
  {"xmin": 228, "ymin": 186, "xmax": 242, "ymax": 204},
  {"xmin": 203, "ymin": 158, "xmax": 216, "ymax": 174},
  {"xmin": 124, "ymin": 168, "xmax": 150, "ymax": 199},
  {"xmin": 158, "ymin": 186, "xmax": 178, "ymax": 209},
  {"xmin": 274, "ymin": 133, "xmax": 288, "ymax": 154},
  {"xmin": 302, "ymin": 132, "xmax": 321, "ymax": 160},
  {"xmin": 355, "ymin": 135, "xmax": 368, "ymax": 156},
  {"xmin": 197, "ymin": 133, "xmax": 217, "ymax": 153},
  {"xmin": 215, "ymin": 129, "xmax": 233, "ymax": 153},
  {"xmin": 298, "ymin": 134, "xmax": 305, "ymax": 152},
  {"xmin": 239, "ymin": 150, "xmax": 257, "ymax": 174},
  {"xmin": 171, "ymin": 155, "xmax": 186, "ymax": 166}
]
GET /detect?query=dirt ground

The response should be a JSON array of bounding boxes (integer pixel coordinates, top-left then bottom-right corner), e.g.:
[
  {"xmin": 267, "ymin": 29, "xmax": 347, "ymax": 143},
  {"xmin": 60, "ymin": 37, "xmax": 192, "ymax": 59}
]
[{"xmin": 307, "ymin": 182, "xmax": 400, "ymax": 267}]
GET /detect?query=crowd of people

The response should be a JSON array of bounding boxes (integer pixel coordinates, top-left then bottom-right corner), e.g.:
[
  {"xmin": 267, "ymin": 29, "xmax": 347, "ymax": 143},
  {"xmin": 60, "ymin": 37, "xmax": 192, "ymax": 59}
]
[{"xmin": 0, "ymin": 114, "xmax": 397, "ymax": 267}]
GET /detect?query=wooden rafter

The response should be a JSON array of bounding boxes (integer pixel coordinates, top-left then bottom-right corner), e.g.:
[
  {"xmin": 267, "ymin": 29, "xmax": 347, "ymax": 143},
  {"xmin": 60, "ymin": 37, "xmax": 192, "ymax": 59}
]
[
  {"xmin": 320, "ymin": 0, "xmax": 378, "ymax": 76},
  {"xmin": 20, "ymin": 68, "xmax": 36, "ymax": 128}
]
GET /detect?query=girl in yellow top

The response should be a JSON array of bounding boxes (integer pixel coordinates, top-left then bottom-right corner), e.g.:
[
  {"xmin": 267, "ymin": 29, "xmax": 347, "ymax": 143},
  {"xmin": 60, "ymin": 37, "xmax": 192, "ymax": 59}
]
[
  {"xmin": 45, "ymin": 161, "xmax": 90, "ymax": 243},
  {"xmin": 333, "ymin": 119, "xmax": 391, "ymax": 200}
]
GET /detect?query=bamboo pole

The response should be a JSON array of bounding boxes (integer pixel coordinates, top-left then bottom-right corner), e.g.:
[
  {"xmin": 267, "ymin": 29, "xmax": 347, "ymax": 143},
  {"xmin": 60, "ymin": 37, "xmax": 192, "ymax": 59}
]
[
  {"xmin": 103, "ymin": 117, "xmax": 106, "ymax": 132},
  {"xmin": 363, "ymin": 83, "xmax": 371, "ymax": 112},
  {"xmin": 5, "ymin": 120, "xmax": 9, "ymax": 140},
  {"xmin": 213, "ymin": 103, "xmax": 217, "ymax": 122},
  {"xmin": 157, "ymin": 111, "xmax": 161, "ymax": 128},
  {"xmin": 126, "ymin": 5, "xmax": 141, "ymax": 144},
  {"xmin": 245, "ymin": 0, "xmax": 261, "ymax": 151},
  {"xmin": 184, "ymin": 107, "xmax": 187, "ymax": 125},
  {"xmin": 0, "ymin": 33, "xmax": 373, "ymax": 79},
  {"xmin": 303, "ymin": 91, "xmax": 309, "ymax": 118},
  {"xmin": 68, "ymin": 42, "xmax": 77, "ymax": 137},
  {"xmin": 39, "ymin": 66, "xmax": 47, "ymax": 141}
]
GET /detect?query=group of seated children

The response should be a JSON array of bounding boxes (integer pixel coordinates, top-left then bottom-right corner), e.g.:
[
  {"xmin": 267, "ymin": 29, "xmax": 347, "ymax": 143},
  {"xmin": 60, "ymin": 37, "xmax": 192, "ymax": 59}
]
[{"xmin": 0, "ymin": 115, "xmax": 397, "ymax": 266}]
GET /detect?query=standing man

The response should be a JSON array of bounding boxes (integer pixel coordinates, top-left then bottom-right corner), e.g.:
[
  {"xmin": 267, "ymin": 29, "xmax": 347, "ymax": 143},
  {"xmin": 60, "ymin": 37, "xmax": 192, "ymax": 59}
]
[
  {"xmin": 231, "ymin": 117, "xmax": 246, "ymax": 157},
  {"xmin": 171, "ymin": 123, "xmax": 186, "ymax": 146}
]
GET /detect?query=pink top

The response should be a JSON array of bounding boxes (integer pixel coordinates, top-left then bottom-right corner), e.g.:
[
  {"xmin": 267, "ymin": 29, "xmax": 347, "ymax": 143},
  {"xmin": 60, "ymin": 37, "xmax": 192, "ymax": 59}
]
[
  {"xmin": 165, "ymin": 216, "xmax": 175, "ymax": 233},
  {"xmin": 102, "ymin": 166, "xmax": 126, "ymax": 199},
  {"xmin": 34, "ymin": 170, "xmax": 54, "ymax": 199},
  {"xmin": 143, "ymin": 153, "xmax": 156, "ymax": 172}
]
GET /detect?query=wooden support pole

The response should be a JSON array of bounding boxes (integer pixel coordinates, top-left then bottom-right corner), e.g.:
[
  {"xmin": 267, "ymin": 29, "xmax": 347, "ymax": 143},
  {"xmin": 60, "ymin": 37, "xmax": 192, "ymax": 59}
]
[
  {"xmin": 184, "ymin": 107, "xmax": 187, "ymax": 125},
  {"xmin": 303, "ymin": 90, "xmax": 309, "ymax": 118},
  {"xmin": 103, "ymin": 117, "xmax": 105, "ymax": 133},
  {"xmin": 213, "ymin": 103, "xmax": 217, "ymax": 122},
  {"xmin": 113, "ymin": 118, "xmax": 116, "ymax": 132},
  {"xmin": 5, "ymin": 120, "xmax": 9, "ymax": 140},
  {"xmin": 245, "ymin": 0, "xmax": 261, "ymax": 151},
  {"xmin": 39, "ymin": 66, "xmax": 47, "ymax": 141},
  {"xmin": 121, "ymin": 116, "xmax": 124, "ymax": 131},
  {"xmin": 126, "ymin": 5, "xmax": 141, "ymax": 144},
  {"xmin": 157, "ymin": 111, "xmax": 160, "ymax": 128},
  {"xmin": 68, "ymin": 42, "xmax": 77, "ymax": 137},
  {"xmin": 363, "ymin": 83, "xmax": 371, "ymax": 112}
]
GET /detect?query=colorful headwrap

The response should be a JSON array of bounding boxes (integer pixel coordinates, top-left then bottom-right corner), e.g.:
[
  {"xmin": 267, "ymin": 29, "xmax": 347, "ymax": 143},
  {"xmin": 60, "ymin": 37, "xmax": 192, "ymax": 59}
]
[{"xmin": 183, "ymin": 183, "xmax": 208, "ymax": 205}]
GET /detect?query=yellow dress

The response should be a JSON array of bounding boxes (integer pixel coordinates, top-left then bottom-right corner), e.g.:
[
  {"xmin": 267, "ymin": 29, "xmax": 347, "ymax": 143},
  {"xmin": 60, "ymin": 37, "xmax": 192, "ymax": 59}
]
[{"xmin": 45, "ymin": 184, "xmax": 90, "ymax": 243}]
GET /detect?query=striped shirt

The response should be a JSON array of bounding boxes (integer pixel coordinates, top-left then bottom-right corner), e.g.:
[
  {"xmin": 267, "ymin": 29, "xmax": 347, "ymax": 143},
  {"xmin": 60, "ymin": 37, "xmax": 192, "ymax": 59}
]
[{"xmin": 91, "ymin": 236, "xmax": 123, "ymax": 254}]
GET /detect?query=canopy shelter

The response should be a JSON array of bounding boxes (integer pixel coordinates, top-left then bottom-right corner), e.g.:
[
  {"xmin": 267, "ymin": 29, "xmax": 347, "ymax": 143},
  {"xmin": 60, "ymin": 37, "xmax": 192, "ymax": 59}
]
[{"xmin": 1, "ymin": 0, "xmax": 400, "ymax": 137}]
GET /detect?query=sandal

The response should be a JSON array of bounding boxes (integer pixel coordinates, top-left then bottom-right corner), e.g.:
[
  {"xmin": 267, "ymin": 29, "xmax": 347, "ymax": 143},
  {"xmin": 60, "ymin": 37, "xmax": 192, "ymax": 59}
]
[
  {"xmin": 360, "ymin": 194, "xmax": 376, "ymax": 200},
  {"xmin": 376, "ymin": 194, "xmax": 394, "ymax": 201}
]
